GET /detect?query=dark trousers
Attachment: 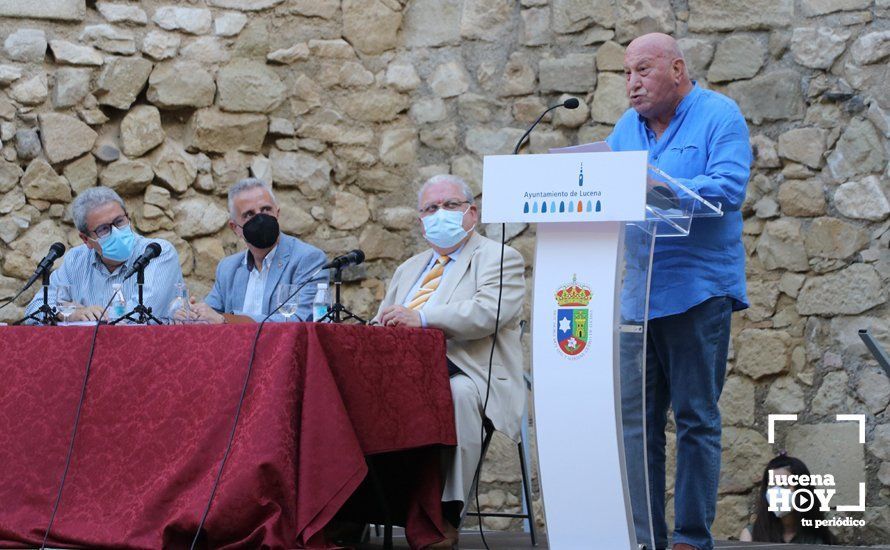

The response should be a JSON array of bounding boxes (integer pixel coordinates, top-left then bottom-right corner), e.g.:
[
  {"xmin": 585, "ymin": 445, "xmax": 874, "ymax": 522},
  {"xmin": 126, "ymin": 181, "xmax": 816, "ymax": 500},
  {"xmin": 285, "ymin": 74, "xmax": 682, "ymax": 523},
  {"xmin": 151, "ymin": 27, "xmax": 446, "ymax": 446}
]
[{"xmin": 622, "ymin": 296, "xmax": 733, "ymax": 550}]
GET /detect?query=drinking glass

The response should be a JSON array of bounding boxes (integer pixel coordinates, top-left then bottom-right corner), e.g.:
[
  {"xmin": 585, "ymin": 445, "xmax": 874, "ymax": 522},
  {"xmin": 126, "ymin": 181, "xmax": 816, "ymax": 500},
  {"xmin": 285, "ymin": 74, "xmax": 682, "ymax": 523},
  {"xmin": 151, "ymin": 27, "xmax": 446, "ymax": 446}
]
[
  {"xmin": 166, "ymin": 283, "xmax": 191, "ymax": 324},
  {"xmin": 276, "ymin": 284, "xmax": 299, "ymax": 322},
  {"xmin": 55, "ymin": 285, "xmax": 76, "ymax": 326}
]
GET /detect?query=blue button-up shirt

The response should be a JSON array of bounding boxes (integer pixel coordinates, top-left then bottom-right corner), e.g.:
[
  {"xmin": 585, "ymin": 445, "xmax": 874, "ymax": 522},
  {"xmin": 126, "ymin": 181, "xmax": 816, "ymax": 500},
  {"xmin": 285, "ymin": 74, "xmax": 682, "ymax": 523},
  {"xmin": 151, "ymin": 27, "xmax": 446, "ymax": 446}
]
[
  {"xmin": 24, "ymin": 234, "xmax": 184, "ymax": 322},
  {"xmin": 607, "ymin": 83, "xmax": 751, "ymax": 320}
]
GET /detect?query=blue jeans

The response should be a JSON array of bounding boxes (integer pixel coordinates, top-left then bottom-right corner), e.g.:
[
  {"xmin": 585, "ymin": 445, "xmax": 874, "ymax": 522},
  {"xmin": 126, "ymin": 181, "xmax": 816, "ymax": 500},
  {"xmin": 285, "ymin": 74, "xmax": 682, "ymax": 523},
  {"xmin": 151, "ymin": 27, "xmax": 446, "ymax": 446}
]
[{"xmin": 621, "ymin": 296, "xmax": 732, "ymax": 550}]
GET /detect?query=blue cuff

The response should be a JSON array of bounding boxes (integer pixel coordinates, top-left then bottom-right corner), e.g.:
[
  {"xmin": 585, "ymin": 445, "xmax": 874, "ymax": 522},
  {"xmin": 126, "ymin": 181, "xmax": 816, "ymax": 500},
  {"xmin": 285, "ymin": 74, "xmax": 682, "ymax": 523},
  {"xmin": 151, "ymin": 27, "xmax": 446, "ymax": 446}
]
[{"xmin": 419, "ymin": 310, "xmax": 427, "ymax": 328}]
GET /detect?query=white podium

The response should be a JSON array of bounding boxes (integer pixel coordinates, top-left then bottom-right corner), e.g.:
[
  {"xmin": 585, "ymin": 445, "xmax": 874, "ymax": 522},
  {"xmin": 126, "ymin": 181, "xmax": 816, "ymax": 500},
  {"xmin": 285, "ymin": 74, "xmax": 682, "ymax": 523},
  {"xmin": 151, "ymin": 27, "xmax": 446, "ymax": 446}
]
[{"xmin": 482, "ymin": 148, "xmax": 722, "ymax": 549}]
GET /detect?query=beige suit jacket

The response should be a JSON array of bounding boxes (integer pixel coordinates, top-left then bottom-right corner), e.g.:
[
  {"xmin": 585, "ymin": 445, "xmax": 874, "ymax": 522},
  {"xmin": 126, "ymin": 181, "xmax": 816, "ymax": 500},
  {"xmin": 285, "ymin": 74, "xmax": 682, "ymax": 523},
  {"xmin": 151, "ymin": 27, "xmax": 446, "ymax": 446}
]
[{"xmin": 375, "ymin": 231, "xmax": 527, "ymax": 441}]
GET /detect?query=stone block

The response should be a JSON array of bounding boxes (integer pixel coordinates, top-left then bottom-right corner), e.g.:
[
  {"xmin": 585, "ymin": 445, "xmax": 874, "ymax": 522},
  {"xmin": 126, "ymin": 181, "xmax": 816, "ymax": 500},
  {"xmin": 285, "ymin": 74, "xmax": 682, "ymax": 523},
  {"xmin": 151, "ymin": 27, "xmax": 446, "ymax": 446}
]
[
  {"xmin": 827, "ymin": 119, "xmax": 886, "ymax": 180},
  {"xmin": 727, "ymin": 70, "xmax": 805, "ymax": 124},
  {"xmin": 790, "ymin": 27, "xmax": 851, "ymax": 70},
  {"xmin": 797, "ymin": 263, "xmax": 885, "ymax": 315},
  {"xmin": 343, "ymin": 0, "xmax": 402, "ymax": 54},
  {"xmin": 216, "ymin": 60, "xmax": 286, "ymax": 113},
  {"xmin": 172, "ymin": 196, "xmax": 229, "ymax": 238},
  {"xmin": 735, "ymin": 329, "xmax": 790, "ymax": 379},
  {"xmin": 776, "ymin": 180, "xmax": 826, "ymax": 217},
  {"xmin": 777, "ymin": 127, "xmax": 827, "ymax": 168},
  {"xmin": 786, "ymin": 423, "xmax": 865, "ymax": 506},
  {"xmin": 147, "ymin": 61, "xmax": 215, "ymax": 110},
  {"xmin": 0, "ymin": 0, "xmax": 84, "ymax": 21},
  {"xmin": 720, "ymin": 427, "xmax": 772, "ymax": 493},
  {"xmin": 4, "ymin": 29, "xmax": 47, "ymax": 63},
  {"xmin": 96, "ymin": 57, "xmax": 153, "ymax": 110},
  {"xmin": 591, "ymin": 72, "xmax": 628, "ymax": 124},
  {"xmin": 834, "ymin": 176, "xmax": 890, "ymax": 222},
  {"xmin": 803, "ymin": 217, "xmax": 869, "ymax": 260},
  {"xmin": 615, "ymin": 0, "xmax": 675, "ymax": 44},
  {"xmin": 184, "ymin": 108, "xmax": 267, "ymax": 154},
  {"xmin": 120, "ymin": 105, "xmax": 165, "ymax": 158},
  {"xmin": 688, "ymin": 0, "xmax": 793, "ymax": 32},
  {"xmin": 756, "ymin": 218, "xmax": 809, "ymax": 272},
  {"xmin": 152, "ymin": 6, "xmax": 212, "ymax": 35},
  {"xmin": 38, "ymin": 113, "xmax": 97, "ymax": 165},
  {"xmin": 539, "ymin": 54, "xmax": 596, "ymax": 93},
  {"xmin": 401, "ymin": 0, "xmax": 461, "ymax": 48}
]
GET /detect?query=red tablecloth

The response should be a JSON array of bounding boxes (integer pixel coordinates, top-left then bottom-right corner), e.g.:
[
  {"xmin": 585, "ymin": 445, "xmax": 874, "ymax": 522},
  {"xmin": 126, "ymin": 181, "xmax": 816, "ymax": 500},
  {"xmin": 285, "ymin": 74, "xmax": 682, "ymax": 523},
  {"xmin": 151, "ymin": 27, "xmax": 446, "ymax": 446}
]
[{"xmin": 0, "ymin": 323, "xmax": 456, "ymax": 549}]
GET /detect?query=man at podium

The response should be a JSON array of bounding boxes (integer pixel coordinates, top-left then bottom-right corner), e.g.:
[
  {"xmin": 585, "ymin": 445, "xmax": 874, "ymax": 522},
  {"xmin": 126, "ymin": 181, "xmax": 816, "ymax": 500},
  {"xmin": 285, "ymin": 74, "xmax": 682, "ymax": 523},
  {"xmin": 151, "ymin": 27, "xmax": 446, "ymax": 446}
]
[{"xmin": 606, "ymin": 33, "xmax": 752, "ymax": 550}]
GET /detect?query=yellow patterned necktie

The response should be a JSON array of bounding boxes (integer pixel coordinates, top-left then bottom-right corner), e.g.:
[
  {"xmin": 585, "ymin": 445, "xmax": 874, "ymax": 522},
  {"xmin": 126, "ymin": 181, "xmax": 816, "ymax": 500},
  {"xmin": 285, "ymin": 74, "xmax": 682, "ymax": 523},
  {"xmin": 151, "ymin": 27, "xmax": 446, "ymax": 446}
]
[{"xmin": 407, "ymin": 255, "xmax": 451, "ymax": 310}]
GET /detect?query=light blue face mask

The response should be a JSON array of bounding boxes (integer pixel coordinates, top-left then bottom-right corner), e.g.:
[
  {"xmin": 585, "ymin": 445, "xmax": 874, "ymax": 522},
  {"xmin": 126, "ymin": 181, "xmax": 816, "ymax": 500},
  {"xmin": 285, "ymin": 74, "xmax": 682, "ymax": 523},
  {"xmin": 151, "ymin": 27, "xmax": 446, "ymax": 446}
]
[
  {"xmin": 422, "ymin": 206, "xmax": 475, "ymax": 249},
  {"xmin": 98, "ymin": 225, "xmax": 136, "ymax": 262}
]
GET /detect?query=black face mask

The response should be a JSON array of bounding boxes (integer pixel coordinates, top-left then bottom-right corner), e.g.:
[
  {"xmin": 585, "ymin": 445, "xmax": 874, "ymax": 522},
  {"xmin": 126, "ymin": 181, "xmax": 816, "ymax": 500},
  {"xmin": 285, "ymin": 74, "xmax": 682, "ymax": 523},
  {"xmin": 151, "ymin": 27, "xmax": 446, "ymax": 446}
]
[{"xmin": 241, "ymin": 213, "xmax": 280, "ymax": 249}]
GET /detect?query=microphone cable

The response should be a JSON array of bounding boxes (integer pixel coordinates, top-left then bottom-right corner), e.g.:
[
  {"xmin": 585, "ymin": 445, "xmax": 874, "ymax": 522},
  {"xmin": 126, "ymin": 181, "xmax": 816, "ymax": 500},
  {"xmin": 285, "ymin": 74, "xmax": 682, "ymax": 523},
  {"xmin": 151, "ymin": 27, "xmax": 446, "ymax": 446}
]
[
  {"xmin": 0, "ymin": 286, "xmax": 29, "ymax": 313},
  {"xmin": 471, "ymin": 223, "xmax": 506, "ymax": 550},
  {"xmin": 189, "ymin": 267, "xmax": 324, "ymax": 550},
  {"xmin": 41, "ymin": 294, "xmax": 116, "ymax": 550},
  {"xmin": 468, "ymin": 99, "xmax": 576, "ymax": 548}
]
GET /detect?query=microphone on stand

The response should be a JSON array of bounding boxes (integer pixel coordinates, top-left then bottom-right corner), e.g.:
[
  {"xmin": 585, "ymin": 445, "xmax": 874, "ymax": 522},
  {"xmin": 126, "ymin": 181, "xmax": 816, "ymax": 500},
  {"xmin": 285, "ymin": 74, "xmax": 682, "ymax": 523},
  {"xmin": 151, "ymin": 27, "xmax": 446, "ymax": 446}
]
[
  {"xmin": 513, "ymin": 97, "xmax": 580, "ymax": 155},
  {"xmin": 21, "ymin": 242, "xmax": 66, "ymax": 292},
  {"xmin": 121, "ymin": 243, "xmax": 162, "ymax": 281},
  {"xmin": 322, "ymin": 249, "xmax": 365, "ymax": 270}
]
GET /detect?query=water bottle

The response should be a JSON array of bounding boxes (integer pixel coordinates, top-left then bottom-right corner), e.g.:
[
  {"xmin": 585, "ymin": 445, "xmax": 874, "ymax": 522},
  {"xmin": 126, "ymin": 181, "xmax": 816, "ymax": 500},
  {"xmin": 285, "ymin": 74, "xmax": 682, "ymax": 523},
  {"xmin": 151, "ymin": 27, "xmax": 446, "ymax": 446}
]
[
  {"xmin": 111, "ymin": 283, "xmax": 127, "ymax": 320},
  {"xmin": 312, "ymin": 283, "xmax": 331, "ymax": 322}
]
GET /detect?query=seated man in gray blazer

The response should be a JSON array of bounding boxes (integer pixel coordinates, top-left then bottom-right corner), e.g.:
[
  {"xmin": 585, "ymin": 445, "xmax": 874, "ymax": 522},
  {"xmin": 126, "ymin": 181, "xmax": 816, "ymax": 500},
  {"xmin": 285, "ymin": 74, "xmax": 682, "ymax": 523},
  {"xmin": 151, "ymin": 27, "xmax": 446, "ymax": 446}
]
[
  {"xmin": 374, "ymin": 174, "xmax": 526, "ymax": 549},
  {"xmin": 187, "ymin": 178, "xmax": 327, "ymax": 323}
]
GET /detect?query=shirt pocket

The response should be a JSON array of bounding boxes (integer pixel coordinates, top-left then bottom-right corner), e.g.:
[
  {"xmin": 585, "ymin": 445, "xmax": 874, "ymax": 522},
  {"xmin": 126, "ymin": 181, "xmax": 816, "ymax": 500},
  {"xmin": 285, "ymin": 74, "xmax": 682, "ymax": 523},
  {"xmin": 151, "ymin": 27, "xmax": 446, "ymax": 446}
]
[{"xmin": 663, "ymin": 144, "xmax": 705, "ymax": 177}]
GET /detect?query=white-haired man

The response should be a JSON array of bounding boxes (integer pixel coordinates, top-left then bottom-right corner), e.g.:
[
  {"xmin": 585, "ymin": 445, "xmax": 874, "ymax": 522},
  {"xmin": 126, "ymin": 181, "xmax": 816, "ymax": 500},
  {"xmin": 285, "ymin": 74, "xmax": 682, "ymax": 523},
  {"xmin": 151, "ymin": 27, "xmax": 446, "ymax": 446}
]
[
  {"xmin": 374, "ymin": 175, "xmax": 526, "ymax": 548},
  {"xmin": 187, "ymin": 178, "xmax": 327, "ymax": 323},
  {"xmin": 23, "ymin": 187, "xmax": 183, "ymax": 322}
]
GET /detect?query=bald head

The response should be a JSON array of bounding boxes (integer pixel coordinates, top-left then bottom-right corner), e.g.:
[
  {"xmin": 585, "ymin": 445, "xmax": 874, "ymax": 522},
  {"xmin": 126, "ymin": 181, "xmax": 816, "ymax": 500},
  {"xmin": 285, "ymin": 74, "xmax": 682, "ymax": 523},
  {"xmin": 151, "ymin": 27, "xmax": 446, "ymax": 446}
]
[
  {"xmin": 623, "ymin": 33, "xmax": 693, "ymax": 128},
  {"xmin": 626, "ymin": 33, "xmax": 685, "ymax": 67}
]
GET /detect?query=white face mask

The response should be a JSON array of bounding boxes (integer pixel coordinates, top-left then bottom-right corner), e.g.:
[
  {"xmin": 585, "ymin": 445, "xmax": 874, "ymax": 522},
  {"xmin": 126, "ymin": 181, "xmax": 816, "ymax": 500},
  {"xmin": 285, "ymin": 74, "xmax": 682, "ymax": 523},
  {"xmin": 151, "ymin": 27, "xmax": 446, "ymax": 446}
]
[{"xmin": 766, "ymin": 486, "xmax": 793, "ymax": 518}]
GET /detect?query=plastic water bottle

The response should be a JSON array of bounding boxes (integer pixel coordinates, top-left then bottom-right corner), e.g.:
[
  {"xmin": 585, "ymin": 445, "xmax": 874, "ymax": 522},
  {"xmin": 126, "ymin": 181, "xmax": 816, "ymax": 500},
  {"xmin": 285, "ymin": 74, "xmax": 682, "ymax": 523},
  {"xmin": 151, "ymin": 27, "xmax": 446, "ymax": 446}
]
[
  {"xmin": 312, "ymin": 283, "xmax": 331, "ymax": 322},
  {"xmin": 111, "ymin": 283, "xmax": 127, "ymax": 320}
]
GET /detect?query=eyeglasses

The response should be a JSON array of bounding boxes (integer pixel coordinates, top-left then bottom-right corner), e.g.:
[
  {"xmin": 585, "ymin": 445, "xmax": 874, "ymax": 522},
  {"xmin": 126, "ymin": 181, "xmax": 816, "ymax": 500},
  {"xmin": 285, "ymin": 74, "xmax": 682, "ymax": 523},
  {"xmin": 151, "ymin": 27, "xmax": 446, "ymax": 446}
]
[
  {"xmin": 89, "ymin": 215, "xmax": 130, "ymax": 239},
  {"xmin": 419, "ymin": 200, "xmax": 471, "ymax": 216}
]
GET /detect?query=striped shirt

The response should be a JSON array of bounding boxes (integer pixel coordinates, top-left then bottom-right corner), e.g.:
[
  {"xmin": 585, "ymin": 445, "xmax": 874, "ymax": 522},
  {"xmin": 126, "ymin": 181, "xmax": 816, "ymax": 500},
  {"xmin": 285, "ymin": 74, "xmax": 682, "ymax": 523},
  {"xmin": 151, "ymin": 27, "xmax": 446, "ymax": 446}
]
[{"xmin": 24, "ymin": 235, "xmax": 184, "ymax": 323}]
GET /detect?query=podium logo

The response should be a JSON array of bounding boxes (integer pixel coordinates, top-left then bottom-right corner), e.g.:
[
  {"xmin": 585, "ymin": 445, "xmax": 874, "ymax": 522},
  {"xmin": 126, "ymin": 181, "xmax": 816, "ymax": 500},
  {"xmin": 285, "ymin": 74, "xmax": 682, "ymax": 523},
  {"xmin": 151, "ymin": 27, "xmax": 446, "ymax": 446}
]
[{"xmin": 553, "ymin": 275, "xmax": 592, "ymax": 358}]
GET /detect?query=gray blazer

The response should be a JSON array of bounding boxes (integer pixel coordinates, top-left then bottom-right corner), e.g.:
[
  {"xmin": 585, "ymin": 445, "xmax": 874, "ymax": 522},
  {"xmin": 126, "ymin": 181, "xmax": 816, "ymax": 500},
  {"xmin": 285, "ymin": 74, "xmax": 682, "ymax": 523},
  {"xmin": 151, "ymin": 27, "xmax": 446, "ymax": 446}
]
[{"xmin": 205, "ymin": 234, "xmax": 328, "ymax": 322}]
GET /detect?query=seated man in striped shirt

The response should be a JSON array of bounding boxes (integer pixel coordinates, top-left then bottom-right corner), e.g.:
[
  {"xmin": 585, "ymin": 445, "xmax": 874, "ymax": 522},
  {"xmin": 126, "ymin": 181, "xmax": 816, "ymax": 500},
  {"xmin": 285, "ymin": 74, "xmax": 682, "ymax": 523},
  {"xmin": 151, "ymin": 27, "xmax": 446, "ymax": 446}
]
[{"xmin": 23, "ymin": 187, "xmax": 183, "ymax": 322}]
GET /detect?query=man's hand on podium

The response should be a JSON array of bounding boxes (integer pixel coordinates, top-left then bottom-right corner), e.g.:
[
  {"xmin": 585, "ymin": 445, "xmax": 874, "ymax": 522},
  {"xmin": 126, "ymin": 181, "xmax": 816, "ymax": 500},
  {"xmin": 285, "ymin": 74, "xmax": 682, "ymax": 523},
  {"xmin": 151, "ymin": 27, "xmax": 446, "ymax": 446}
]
[{"xmin": 646, "ymin": 176, "xmax": 680, "ymax": 210}]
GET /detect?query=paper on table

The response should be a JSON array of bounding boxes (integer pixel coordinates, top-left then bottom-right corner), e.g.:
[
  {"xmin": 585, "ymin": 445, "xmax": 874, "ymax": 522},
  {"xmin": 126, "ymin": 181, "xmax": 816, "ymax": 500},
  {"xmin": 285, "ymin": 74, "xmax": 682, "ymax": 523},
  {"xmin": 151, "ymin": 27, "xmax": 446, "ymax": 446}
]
[{"xmin": 549, "ymin": 141, "xmax": 612, "ymax": 154}]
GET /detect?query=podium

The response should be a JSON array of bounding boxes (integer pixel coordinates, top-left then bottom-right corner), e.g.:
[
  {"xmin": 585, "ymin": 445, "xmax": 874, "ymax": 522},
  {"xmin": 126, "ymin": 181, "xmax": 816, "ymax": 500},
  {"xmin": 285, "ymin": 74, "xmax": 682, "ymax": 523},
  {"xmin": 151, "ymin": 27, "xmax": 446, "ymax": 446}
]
[{"xmin": 482, "ymin": 148, "xmax": 722, "ymax": 549}]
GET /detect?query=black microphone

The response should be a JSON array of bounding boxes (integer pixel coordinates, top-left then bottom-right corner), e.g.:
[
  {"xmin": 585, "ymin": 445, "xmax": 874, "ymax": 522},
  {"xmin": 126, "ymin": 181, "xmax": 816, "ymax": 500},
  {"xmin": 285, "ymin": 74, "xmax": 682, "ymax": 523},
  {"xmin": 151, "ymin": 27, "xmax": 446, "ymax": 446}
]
[
  {"xmin": 513, "ymin": 98, "xmax": 580, "ymax": 155},
  {"xmin": 22, "ymin": 242, "xmax": 66, "ymax": 291},
  {"xmin": 121, "ymin": 243, "xmax": 162, "ymax": 280},
  {"xmin": 322, "ymin": 249, "xmax": 365, "ymax": 270}
]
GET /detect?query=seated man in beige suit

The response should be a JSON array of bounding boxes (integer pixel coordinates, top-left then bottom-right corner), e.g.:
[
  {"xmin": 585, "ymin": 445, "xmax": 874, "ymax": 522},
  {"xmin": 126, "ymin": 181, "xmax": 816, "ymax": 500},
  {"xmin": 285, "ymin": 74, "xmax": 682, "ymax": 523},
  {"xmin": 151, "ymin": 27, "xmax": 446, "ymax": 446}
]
[{"xmin": 375, "ymin": 174, "xmax": 526, "ymax": 548}]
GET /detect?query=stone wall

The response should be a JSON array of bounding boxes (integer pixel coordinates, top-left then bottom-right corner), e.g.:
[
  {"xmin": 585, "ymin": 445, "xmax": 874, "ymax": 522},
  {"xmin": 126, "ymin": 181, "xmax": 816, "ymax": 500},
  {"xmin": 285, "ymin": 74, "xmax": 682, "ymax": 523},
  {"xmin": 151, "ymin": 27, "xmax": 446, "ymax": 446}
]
[{"xmin": 0, "ymin": 0, "xmax": 888, "ymax": 543}]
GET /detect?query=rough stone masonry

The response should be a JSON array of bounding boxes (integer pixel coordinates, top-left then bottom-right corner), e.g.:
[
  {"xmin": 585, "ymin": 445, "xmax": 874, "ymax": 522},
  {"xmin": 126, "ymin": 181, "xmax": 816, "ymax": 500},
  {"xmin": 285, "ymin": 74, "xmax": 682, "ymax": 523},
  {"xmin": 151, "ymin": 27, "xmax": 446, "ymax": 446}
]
[{"xmin": 0, "ymin": 0, "xmax": 888, "ymax": 543}]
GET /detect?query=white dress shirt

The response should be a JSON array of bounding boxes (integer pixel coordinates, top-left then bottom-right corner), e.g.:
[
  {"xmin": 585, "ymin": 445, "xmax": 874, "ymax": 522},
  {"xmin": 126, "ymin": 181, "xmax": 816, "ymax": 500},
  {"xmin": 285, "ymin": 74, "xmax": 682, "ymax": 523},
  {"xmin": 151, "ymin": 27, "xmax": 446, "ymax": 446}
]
[{"xmin": 239, "ymin": 245, "xmax": 278, "ymax": 317}]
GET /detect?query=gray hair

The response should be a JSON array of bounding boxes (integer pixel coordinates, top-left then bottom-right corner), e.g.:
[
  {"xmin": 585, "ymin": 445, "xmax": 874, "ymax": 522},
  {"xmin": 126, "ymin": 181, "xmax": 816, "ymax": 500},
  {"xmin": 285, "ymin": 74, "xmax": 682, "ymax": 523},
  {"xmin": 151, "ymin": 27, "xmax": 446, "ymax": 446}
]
[
  {"xmin": 71, "ymin": 187, "xmax": 126, "ymax": 234},
  {"xmin": 227, "ymin": 178, "xmax": 277, "ymax": 219},
  {"xmin": 417, "ymin": 174, "xmax": 475, "ymax": 209}
]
